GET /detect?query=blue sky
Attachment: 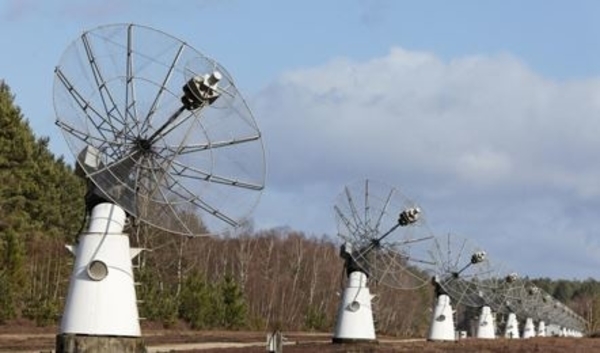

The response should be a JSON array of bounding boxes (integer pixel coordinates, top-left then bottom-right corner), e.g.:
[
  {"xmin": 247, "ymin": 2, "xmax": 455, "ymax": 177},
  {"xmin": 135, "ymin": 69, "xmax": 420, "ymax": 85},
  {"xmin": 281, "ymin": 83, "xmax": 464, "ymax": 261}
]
[{"xmin": 3, "ymin": 0, "xmax": 600, "ymax": 279}]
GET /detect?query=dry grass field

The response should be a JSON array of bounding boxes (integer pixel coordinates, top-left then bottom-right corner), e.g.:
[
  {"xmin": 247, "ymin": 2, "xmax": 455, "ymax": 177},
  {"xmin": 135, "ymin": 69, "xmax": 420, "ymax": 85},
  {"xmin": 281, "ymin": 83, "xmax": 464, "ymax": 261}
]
[
  {"xmin": 1, "ymin": 321, "xmax": 599, "ymax": 353},
  {"xmin": 175, "ymin": 336, "xmax": 600, "ymax": 353}
]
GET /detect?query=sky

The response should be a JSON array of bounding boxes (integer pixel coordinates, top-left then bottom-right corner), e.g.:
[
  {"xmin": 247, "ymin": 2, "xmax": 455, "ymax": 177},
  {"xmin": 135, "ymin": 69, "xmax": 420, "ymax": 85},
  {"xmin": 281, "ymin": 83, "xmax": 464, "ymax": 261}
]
[{"xmin": 2, "ymin": 0, "xmax": 600, "ymax": 280}]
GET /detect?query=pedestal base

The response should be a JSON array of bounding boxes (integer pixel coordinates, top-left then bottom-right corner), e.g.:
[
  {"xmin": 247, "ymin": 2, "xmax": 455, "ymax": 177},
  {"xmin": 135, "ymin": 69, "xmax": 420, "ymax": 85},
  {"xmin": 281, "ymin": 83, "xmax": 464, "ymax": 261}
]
[
  {"xmin": 428, "ymin": 294, "xmax": 455, "ymax": 341},
  {"xmin": 504, "ymin": 313, "xmax": 519, "ymax": 339},
  {"xmin": 522, "ymin": 317, "xmax": 536, "ymax": 339},
  {"xmin": 60, "ymin": 203, "xmax": 142, "ymax": 336},
  {"xmin": 332, "ymin": 271, "xmax": 376, "ymax": 343},
  {"xmin": 537, "ymin": 321, "xmax": 546, "ymax": 337},
  {"xmin": 56, "ymin": 334, "xmax": 146, "ymax": 353},
  {"xmin": 476, "ymin": 306, "xmax": 495, "ymax": 339}
]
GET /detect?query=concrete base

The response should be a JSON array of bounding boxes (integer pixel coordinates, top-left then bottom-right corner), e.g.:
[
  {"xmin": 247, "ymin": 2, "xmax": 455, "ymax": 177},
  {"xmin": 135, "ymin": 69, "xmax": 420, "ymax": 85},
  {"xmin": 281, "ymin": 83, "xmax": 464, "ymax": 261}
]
[
  {"xmin": 56, "ymin": 334, "xmax": 146, "ymax": 353},
  {"xmin": 331, "ymin": 337, "xmax": 379, "ymax": 344}
]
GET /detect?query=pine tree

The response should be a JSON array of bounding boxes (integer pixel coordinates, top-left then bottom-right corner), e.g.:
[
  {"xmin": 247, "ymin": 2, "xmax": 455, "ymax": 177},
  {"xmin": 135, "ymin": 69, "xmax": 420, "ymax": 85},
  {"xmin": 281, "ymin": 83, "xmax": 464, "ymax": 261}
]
[
  {"xmin": 0, "ymin": 80, "xmax": 85, "ymax": 324},
  {"xmin": 0, "ymin": 81, "xmax": 33, "ymax": 320},
  {"xmin": 179, "ymin": 271, "xmax": 220, "ymax": 329},
  {"xmin": 220, "ymin": 274, "xmax": 248, "ymax": 329}
]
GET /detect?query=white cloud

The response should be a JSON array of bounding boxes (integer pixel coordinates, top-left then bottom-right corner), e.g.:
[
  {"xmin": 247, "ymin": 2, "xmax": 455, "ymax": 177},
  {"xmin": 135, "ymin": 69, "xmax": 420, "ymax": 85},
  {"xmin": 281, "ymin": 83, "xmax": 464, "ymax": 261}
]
[
  {"xmin": 456, "ymin": 149, "xmax": 512, "ymax": 184},
  {"xmin": 250, "ymin": 46, "xmax": 600, "ymax": 278}
]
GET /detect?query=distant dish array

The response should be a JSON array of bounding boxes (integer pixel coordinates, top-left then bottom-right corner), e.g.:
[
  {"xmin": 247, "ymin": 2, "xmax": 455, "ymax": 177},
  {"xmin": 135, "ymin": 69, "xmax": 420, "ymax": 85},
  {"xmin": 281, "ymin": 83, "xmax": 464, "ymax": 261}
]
[
  {"xmin": 332, "ymin": 179, "xmax": 586, "ymax": 343},
  {"xmin": 52, "ymin": 22, "xmax": 587, "ymax": 350}
]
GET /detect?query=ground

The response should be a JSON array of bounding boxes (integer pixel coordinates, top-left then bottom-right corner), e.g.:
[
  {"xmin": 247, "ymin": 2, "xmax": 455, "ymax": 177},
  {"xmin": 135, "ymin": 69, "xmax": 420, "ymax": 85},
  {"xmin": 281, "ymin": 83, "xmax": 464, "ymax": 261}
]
[{"xmin": 1, "ymin": 321, "xmax": 600, "ymax": 352}]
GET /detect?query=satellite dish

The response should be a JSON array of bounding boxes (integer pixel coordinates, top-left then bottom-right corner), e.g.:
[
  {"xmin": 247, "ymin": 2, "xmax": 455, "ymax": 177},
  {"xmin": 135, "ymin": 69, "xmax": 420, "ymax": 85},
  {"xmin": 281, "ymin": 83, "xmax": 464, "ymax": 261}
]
[
  {"xmin": 530, "ymin": 289, "xmax": 557, "ymax": 337},
  {"xmin": 552, "ymin": 302, "xmax": 586, "ymax": 337},
  {"xmin": 427, "ymin": 233, "xmax": 492, "ymax": 341},
  {"xmin": 468, "ymin": 266, "xmax": 514, "ymax": 340},
  {"xmin": 331, "ymin": 179, "xmax": 434, "ymax": 343},
  {"xmin": 499, "ymin": 276, "xmax": 542, "ymax": 339},
  {"xmin": 494, "ymin": 272, "xmax": 526, "ymax": 339},
  {"xmin": 519, "ymin": 284, "xmax": 543, "ymax": 339},
  {"xmin": 54, "ymin": 23, "xmax": 265, "ymax": 237},
  {"xmin": 471, "ymin": 269, "xmax": 518, "ymax": 339},
  {"xmin": 495, "ymin": 274, "xmax": 586, "ymax": 339},
  {"xmin": 534, "ymin": 292, "xmax": 588, "ymax": 338},
  {"xmin": 53, "ymin": 23, "xmax": 264, "ymax": 350}
]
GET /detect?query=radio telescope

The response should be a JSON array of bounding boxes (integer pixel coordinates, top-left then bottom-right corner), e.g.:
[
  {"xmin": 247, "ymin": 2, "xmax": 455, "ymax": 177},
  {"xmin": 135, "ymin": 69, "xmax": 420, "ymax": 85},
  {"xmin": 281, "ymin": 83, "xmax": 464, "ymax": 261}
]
[
  {"xmin": 332, "ymin": 179, "xmax": 434, "ymax": 343},
  {"xmin": 499, "ymin": 277, "xmax": 541, "ymax": 339},
  {"xmin": 520, "ymin": 285, "xmax": 544, "ymax": 339},
  {"xmin": 515, "ymin": 283, "xmax": 585, "ymax": 338},
  {"xmin": 475, "ymin": 270, "xmax": 519, "ymax": 339},
  {"xmin": 554, "ymin": 301, "xmax": 586, "ymax": 337},
  {"xmin": 467, "ymin": 265, "xmax": 517, "ymax": 339},
  {"xmin": 53, "ymin": 24, "xmax": 265, "ymax": 351},
  {"xmin": 531, "ymin": 289, "xmax": 557, "ymax": 337},
  {"xmin": 541, "ymin": 294, "xmax": 585, "ymax": 337},
  {"xmin": 427, "ymin": 233, "xmax": 492, "ymax": 341},
  {"xmin": 493, "ymin": 276, "xmax": 586, "ymax": 339}
]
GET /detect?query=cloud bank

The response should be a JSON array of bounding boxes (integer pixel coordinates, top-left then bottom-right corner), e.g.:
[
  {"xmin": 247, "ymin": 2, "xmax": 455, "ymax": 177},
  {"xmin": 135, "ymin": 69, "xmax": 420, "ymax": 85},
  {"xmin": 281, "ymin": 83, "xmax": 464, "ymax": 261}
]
[{"xmin": 251, "ymin": 47, "xmax": 600, "ymax": 279}]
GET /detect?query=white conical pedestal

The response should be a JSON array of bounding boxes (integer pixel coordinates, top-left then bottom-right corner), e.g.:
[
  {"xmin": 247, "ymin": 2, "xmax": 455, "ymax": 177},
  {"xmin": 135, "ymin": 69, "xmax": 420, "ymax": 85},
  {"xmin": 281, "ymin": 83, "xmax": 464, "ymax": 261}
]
[
  {"xmin": 428, "ymin": 294, "xmax": 455, "ymax": 341},
  {"xmin": 58, "ymin": 203, "xmax": 143, "ymax": 339},
  {"xmin": 537, "ymin": 320, "xmax": 546, "ymax": 337},
  {"xmin": 332, "ymin": 271, "xmax": 376, "ymax": 343},
  {"xmin": 504, "ymin": 313, "xmax": 520, "ymax": 339},
  {"xmin": 522, "ymin": 317, "xmax": 535, "ymax": 338},
  {"xmin": 476, "ymin": 306, "xmax": 495, "ymax": 339}
]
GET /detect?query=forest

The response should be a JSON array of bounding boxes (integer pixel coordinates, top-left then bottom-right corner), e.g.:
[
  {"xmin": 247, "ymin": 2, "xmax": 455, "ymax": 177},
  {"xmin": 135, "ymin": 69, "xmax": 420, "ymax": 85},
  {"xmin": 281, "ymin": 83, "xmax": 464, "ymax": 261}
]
[{"xmin": 0, "ymin": 79, "xmax": 599, "ymax": 337}]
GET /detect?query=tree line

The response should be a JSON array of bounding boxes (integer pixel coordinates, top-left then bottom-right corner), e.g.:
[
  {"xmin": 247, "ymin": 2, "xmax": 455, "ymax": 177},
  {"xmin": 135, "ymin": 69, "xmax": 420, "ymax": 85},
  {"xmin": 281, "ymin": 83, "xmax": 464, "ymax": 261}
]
[
  {"xmin": 131, "ymin": 227, "xmax": 432, "ymax": 335},
  {"xmin": 0, "ymin": 79, "xmax": 599, "ymax": 336}
]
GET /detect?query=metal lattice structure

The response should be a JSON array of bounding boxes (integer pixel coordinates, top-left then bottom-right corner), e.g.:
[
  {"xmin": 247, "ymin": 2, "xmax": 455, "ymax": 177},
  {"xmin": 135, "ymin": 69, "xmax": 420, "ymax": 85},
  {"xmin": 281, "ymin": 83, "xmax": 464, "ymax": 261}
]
[
  {"xmin": 429, "ymin": 233, "xmax": 494, "ymax": 307},
  {"xmin": 335, "ymin": 179, "xmax": 435, "ymax": 290},
  {"xmin": 54, "ymin": 23, "xmax": 265, "ymax": 237},
  {"xmin": 332, "ymin": 179, "xmax": 434, "ymax": 343},
  {"xmin": 54, "ymin": 23, "xmax": 265, "ymax": 350}
]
